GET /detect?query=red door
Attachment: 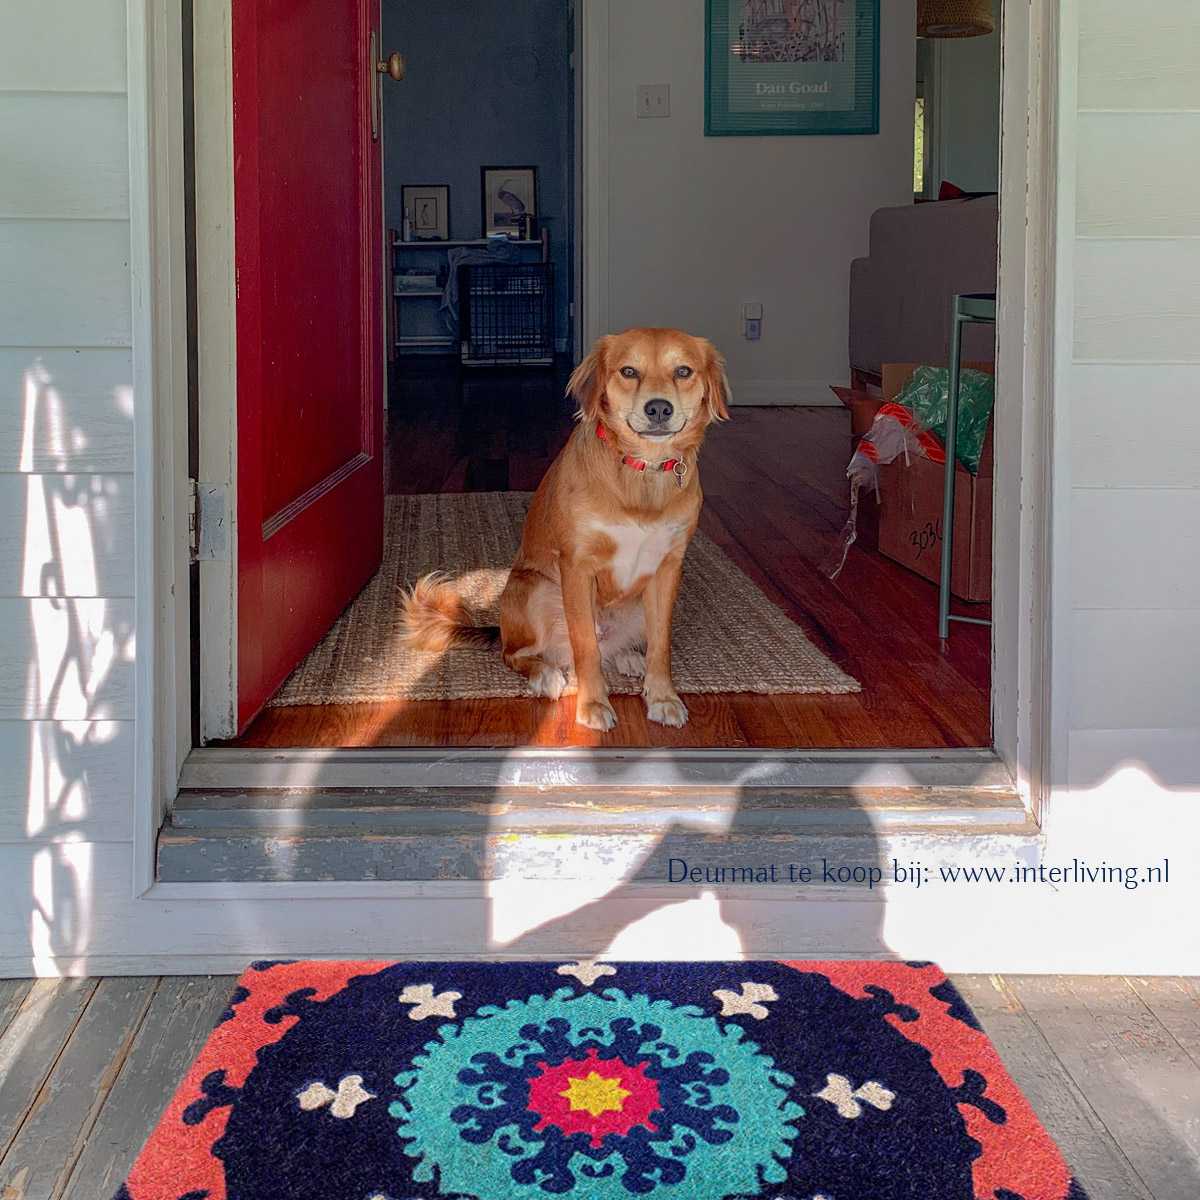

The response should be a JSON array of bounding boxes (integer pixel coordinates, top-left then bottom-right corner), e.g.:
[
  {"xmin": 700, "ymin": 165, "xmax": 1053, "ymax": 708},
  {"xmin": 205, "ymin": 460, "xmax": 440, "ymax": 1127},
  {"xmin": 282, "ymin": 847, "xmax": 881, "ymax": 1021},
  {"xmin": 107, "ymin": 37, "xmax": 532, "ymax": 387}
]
[{"xmin": 232, "ymin": 0, "xmax": 385, "ymax": 730}]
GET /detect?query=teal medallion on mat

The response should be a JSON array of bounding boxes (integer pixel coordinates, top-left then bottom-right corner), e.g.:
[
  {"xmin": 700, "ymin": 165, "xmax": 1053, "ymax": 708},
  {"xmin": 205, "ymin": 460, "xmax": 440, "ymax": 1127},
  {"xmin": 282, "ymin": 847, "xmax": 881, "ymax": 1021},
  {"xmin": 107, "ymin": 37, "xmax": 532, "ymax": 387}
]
[{"xmin": 389, "ymin": 987, "xmax": 804, "ymax": 1197}]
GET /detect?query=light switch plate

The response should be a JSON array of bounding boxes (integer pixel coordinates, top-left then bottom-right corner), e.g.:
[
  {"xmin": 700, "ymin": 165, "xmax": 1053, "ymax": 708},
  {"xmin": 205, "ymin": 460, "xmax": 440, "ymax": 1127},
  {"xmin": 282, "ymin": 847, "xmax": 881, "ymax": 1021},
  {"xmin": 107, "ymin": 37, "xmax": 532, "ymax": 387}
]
[{"xmin": 637, "ymin": 84, "xmax": 671, "ymax": 118}]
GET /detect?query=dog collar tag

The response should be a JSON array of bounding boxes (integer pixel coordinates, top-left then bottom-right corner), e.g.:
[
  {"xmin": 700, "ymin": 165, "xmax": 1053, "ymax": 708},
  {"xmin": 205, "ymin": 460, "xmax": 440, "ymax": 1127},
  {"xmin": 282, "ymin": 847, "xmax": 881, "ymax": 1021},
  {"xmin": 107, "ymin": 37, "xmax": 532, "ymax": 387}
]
[{"xmin": 597, "ymin": 421, "xmax": 687, "ymax": 482}]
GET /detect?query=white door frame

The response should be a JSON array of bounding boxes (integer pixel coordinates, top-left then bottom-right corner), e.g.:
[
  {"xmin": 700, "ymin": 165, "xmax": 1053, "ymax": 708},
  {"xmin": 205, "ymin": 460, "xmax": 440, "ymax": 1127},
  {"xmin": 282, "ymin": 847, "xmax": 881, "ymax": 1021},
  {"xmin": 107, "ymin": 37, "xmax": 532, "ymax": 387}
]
[
  {"xmin": 139, "ymin": 0, "xmax": 1059, "ymax": 894},
  {"xmin": 192, "ymin": 0, "xmax": 238, "ymax": 743},
  {"xmin": 579, "ymin": 0, "xmax": 610, "ymax": 349}
]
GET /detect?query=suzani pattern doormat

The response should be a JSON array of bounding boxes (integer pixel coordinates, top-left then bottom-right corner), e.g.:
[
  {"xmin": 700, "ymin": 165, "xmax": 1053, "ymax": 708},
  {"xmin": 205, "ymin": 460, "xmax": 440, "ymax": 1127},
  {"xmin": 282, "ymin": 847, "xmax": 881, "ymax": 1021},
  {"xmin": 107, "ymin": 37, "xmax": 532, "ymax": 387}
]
[{"xmin": 116, "ymin": 961, "xmax": 1088, "ymax": 1200}]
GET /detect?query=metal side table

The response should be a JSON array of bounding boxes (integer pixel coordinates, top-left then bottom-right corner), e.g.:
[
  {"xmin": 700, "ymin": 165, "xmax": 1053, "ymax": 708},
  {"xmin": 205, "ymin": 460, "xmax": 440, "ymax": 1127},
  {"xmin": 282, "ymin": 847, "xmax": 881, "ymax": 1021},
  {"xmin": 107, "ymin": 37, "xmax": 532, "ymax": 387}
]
[{"xmin": 938, "ymin": 292, "xmax": 996, "ymax": 640}]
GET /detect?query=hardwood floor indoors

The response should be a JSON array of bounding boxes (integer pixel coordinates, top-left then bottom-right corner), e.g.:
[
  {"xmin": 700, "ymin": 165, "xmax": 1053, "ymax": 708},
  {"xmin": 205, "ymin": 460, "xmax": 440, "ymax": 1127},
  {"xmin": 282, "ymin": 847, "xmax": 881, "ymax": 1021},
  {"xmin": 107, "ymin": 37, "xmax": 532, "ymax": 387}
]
[{"xmin": 232, "ymin": 358, "xmax": 991, "ymax": 750}]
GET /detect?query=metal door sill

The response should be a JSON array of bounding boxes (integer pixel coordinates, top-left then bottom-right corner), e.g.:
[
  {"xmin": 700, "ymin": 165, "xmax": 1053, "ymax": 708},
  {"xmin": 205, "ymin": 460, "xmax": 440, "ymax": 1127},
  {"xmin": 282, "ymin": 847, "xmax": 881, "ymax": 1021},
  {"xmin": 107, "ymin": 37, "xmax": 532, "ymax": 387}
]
[{"xmin": 180, "ymin": 745, "xmax": 1012, "ymax": 793}]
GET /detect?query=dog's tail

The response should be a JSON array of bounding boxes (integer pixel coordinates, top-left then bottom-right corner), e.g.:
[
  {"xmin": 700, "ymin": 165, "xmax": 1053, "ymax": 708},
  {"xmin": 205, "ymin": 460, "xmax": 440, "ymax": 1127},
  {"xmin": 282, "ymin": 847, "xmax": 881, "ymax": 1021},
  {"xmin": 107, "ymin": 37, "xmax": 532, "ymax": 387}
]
[{"xmin": 400, "ymin": 573, "xmax": 501, "ymax": 652}]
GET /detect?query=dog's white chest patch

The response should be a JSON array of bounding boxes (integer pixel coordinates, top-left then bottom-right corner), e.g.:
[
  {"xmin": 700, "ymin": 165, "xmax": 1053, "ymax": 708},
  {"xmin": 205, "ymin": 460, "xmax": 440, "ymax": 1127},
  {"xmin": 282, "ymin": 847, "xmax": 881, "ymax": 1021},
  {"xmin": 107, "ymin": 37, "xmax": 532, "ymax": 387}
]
[{"xmin": 592, "ymin": 519, "xmax": 686, "ymax": 592}]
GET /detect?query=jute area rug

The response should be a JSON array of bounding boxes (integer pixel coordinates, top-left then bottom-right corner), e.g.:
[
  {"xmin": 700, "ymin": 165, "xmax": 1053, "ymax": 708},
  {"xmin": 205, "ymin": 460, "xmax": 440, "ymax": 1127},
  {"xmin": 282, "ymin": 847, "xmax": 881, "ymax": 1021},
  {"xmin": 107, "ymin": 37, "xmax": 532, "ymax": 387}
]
[
  {"xmin": 269, "ymin": 492, "xmax": 859, "ymax": 706},
  {"xmin": 115, "ymin": 960, "xmax": 1089, "ymax": 1199}
]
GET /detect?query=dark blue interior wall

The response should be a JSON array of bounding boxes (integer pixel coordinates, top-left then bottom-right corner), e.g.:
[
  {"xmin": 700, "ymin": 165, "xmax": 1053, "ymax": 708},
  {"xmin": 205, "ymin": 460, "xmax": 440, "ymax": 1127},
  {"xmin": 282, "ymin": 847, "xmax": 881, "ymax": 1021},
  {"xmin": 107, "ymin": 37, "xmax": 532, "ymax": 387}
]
[{"xmin": 382, "ymin": 1, "xmax": 573, "ymax": 351}]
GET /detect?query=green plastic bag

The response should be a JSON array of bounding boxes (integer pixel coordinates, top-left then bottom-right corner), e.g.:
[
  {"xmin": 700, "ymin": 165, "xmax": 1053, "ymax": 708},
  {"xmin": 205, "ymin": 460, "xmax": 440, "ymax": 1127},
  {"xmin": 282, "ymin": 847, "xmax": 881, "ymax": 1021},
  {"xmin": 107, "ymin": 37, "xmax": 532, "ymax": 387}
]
[{"xmin": 894, "ymin": 365, "xmax": 994, "ymax": 475}]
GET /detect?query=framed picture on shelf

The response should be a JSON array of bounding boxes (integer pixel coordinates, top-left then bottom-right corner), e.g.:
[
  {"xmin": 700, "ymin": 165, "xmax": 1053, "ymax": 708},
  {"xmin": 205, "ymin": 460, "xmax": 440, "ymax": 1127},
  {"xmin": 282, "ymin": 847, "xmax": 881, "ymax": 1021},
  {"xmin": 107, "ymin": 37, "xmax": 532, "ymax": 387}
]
[
  {"xmin": 401, "ymin": 184, "xmax": 450, "ymax": 240},
  {"xmin": 481, "ymin": 166, "xmax": 537, "ymax": 238},
  {"xmin": 705, "ymin": 0, "xmax": 879, "ymax": 137}
]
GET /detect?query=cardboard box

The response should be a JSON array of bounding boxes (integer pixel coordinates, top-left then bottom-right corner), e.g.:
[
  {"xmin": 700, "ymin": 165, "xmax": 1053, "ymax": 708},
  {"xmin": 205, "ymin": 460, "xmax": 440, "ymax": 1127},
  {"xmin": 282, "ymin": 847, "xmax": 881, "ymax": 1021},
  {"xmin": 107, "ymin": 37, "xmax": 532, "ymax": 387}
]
[
  {"xmin": 876, "ymin": 362, "xmax": 994, "ymax": 603},
  {"xmin": 830, "ymin": 385, "xmax": 885, "ymax": 438}
]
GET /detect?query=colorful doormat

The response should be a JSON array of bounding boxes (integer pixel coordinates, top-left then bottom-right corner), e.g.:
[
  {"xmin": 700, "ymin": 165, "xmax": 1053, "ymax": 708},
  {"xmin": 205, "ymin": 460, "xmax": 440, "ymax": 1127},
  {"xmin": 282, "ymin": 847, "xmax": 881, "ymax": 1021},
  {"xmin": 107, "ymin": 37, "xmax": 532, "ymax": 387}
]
[{"xmin": 116, "ymin": 961, "xmax": 1087, "ymax": 1200}]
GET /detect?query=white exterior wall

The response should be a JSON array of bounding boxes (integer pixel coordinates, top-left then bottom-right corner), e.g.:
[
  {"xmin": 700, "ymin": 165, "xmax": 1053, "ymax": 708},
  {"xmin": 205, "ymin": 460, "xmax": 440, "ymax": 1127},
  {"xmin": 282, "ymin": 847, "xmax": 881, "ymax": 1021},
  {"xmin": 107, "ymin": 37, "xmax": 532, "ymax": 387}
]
[
  {"xmin": 1064, "ymin": 2, "xmax": 1200, "ymax": 777},
  {"xmin": 0, "ymin": 0, "xmax": 139, "ymax": 971},
  {"xmin": 1040, "ymin": 0, "xmax": 1200, "ymax": 900},
  {"xmin": 0, "ymin": 0, "xmax": 1196, "ymax": 975}
]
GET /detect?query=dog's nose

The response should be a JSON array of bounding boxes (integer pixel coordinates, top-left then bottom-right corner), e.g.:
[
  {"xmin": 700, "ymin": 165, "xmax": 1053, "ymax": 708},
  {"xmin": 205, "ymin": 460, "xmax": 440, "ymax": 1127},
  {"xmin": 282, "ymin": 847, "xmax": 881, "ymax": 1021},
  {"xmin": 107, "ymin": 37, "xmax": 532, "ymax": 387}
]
[{"xmin": 644, "ymin": 398, "xmax": 674, "ymax": 424}]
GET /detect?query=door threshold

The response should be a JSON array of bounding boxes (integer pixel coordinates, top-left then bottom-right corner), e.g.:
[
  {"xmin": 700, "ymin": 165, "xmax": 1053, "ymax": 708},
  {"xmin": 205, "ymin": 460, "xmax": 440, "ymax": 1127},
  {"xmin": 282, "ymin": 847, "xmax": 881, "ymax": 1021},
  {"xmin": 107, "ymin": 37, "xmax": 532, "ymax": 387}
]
[
  {"xmin": 163, "ymin": 777, "xmax": 1031, "ymax": 886},
  {"xmin": 164, "ymin": 747, "xmax": 1026, "ymax": 884},
  {"xmin": 180, "ymin": 745, "xmax": 1011, "ymax": 793}
]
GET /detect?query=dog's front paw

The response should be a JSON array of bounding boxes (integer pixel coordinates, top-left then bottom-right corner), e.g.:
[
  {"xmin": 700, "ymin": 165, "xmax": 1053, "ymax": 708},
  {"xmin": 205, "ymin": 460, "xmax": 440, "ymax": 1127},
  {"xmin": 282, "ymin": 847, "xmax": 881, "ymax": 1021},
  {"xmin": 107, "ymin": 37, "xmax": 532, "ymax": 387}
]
[
  {"xmin": 645, "ymin": 690, "xmax": 689, "ymax": 728},
  {"xmin": 529, "ymin": 664, "xmax": 567, "ymax": 700},
  {"xmin": 576, "ymin": 697, "xmax": 618, "ymax": 732}
]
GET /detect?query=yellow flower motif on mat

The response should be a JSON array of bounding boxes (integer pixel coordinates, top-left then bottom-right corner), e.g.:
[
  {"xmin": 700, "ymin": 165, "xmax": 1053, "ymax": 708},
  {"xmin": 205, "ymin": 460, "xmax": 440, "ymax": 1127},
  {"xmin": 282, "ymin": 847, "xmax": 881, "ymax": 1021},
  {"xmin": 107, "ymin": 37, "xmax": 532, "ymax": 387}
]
[{"xmin": 560, "ymin": 1071, "xmax": 631, "ymax": 1118}]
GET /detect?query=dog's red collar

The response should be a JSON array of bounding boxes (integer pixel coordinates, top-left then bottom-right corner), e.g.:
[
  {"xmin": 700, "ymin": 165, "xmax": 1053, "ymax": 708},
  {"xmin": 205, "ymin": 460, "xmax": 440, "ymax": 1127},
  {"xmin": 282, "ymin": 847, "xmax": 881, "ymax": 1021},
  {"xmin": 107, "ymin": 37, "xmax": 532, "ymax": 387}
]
[{"xmin": 596, "ymin": 421, "xmax": 687, "ymax": 483}]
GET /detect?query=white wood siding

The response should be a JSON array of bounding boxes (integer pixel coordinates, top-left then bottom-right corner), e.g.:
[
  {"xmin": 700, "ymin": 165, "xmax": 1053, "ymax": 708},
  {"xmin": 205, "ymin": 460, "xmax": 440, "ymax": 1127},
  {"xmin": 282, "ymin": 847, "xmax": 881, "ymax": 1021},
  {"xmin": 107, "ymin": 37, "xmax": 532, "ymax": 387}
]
[
  {"xmin": 0, "ymin": 722, "xmax": 133, "ymax": 843},
  {"xmin": 0, "ymin": 474, "xmax": 135, "ymax": 597},
  {"xmin": 1064, "ymin": 0, "xmax": 1200, "ymax": 792},
  {"xmin": 0, "ymin": 0, "xmax": 136, "ymax": 887},
  {"xmin": 1077, "ymin": 0, "xmax": 1200, "ymax": 112},
  {"xmin": 1069, "ymin": 365, "xmax": 1198, "ymax": 488},
  {"xmin": 0, "ymin": 95, "xmax": 130, "ymax": 220},
  {"xmin": 0, "ymin": 0, "xmax": 128, "ymax": 94}
]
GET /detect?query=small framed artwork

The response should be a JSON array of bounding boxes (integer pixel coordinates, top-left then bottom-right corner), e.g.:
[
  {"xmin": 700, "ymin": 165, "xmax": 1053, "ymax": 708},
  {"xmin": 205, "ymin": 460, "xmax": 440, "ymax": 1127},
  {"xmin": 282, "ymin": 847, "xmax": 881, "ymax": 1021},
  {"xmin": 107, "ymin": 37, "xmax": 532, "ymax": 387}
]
[
  {"xmin": 705, "ymin": 0, "xmax": 879, "ymax": 137},
  {"xmin": 402, "ymin": 184, "xmax": 450, "ymax": 240},
  {"xmin": 481, "ymin": 166, "xmax": 537, "ymax": 238}
]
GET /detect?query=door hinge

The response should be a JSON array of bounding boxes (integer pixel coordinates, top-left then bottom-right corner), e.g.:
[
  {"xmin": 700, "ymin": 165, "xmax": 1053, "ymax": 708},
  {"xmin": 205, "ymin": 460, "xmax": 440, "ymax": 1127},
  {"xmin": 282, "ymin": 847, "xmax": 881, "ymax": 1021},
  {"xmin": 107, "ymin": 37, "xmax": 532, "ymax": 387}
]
[{"xmin": 188, "ymin": 480, "xmax": 230, "ymax": 562}]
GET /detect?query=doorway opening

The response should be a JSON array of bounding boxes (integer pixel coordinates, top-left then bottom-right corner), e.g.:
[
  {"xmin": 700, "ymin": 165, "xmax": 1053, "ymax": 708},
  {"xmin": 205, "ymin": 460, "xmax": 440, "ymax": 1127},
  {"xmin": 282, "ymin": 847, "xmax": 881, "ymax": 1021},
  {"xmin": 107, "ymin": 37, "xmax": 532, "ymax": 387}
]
[{"xmin": 202, "ymin": 1, "xmax": 1006, "ymax": 757}]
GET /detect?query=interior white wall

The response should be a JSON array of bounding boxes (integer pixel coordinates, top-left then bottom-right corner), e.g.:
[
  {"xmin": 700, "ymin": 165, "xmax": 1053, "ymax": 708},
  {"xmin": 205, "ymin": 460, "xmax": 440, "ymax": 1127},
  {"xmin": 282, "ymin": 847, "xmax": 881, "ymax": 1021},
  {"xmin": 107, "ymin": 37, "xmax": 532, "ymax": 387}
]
[
  {"xmin": 600, "ymin": 0, "xmax": 917, "ymax": 405},
  {"xmin": 932, "ymin": 29, "xmax": 1001, "ymax": 193}
]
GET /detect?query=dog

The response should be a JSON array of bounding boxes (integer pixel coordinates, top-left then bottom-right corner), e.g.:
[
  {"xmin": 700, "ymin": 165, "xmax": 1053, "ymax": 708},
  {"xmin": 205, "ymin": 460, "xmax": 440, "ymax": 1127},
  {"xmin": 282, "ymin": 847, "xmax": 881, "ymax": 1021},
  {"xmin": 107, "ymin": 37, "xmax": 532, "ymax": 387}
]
[{"xmin": 401, "ymin": 327, "xmax": 730, "ymax": 730}]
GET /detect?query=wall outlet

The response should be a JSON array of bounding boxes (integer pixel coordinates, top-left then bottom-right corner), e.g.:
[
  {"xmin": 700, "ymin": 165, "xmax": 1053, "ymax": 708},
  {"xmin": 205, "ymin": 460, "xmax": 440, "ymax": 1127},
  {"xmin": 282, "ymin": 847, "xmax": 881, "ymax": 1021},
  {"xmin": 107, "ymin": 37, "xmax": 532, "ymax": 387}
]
[
  {"xmin": 636, "ymin": 84, "xmax": 671, "ymax": 118},
  {"xmin": 743, "ymin": 301, "xmax": 763, "ymax": 340}
]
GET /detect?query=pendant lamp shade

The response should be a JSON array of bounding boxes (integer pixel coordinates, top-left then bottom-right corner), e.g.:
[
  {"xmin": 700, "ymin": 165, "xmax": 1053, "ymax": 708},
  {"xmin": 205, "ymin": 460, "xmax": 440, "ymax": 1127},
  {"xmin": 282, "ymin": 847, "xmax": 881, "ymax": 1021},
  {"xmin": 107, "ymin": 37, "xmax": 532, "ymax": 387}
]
[{"xmin": 918, "ymin": 0, "xmax": 995, "ymax": 38}]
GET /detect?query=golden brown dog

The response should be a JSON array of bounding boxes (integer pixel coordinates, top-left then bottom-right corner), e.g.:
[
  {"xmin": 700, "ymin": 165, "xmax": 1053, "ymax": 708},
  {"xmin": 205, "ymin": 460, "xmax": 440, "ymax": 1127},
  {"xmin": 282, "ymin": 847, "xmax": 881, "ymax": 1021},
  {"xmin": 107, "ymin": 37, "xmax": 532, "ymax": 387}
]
[{"xmin": 402, "ymin": 327, "xmax": 730, "ymax": 730}]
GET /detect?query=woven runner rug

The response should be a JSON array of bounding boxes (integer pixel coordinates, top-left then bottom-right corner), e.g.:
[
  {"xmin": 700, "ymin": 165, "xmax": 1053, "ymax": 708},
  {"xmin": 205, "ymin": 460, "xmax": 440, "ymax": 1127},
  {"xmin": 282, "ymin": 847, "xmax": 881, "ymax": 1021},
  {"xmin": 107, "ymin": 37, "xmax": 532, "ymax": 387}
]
[
  {"xmin": 269, "ymin": 492, "xmax": 859, "ymax": 706},
  {"xmin": 116, "ymin": 960, "xmax": 1087, "ymax": 1200}
]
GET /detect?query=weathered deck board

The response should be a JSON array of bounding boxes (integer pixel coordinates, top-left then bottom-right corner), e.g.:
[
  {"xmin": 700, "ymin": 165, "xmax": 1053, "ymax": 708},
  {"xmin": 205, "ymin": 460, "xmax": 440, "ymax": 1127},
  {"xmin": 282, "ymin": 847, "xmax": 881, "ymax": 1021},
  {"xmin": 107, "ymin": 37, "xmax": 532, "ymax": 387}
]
[
  {"xmin": 60, "ymin": 975, "xmax": 236, "ymax": 1200},
  {"xmin": 1007, "ymin": 975, "xmax": 1200, "ymax": 1200},
  {"xmin": 1127, "ymin": 976, "xmax": 1200, "ymax": 1072},
  {"xmin": 0, "ymin": 977, "xmax": 156, "ymax": 1200},
  {"xmin": 952, "ymin": 974, "xmax": 1154, "ymax": 1200},
  {"xmin": 0, "ymin": 978, "xmax": 98, "ymax": 1161},
  {"xmin": 0, "ymin": 979, "xmax": 33, "ymax": 1042}
]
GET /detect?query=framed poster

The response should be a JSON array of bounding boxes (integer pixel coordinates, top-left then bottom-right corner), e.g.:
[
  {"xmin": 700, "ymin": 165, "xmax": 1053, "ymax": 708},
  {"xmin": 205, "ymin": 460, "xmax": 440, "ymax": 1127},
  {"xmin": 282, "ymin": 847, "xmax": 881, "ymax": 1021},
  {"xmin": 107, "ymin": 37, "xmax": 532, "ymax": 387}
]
[
  {"xmin": 481, "ymin": 166, "xmax": 537, "ymax": 238},
  {"xmin": 402, "ymin": 184, "xmax": 450, "ymax": 240},
  {"xmin": 706, "ymin": 0, "xmax": 879, "ymax": 136}
]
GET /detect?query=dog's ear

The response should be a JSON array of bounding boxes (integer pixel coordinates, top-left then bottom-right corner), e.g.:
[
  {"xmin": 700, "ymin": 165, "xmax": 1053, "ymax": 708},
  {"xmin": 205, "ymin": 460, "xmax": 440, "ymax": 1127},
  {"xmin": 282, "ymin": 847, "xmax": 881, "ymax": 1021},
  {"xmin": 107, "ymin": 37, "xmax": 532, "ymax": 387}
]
[
  {"xmin": 700, "ymin": 341, "xmax": 731, "ymax": 422},
  {"xmin": 567, "ymin": 336, "xmax": 611, "ymax": 422}
]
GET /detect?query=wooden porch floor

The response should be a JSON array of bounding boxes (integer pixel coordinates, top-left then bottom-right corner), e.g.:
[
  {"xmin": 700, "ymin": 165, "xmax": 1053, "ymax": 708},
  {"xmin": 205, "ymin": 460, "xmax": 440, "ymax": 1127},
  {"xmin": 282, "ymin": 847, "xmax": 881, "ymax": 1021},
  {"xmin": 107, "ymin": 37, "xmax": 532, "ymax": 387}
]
[{"xmin": 1, "ymin": 974, "xmax": 1196, "ymax": 1198}]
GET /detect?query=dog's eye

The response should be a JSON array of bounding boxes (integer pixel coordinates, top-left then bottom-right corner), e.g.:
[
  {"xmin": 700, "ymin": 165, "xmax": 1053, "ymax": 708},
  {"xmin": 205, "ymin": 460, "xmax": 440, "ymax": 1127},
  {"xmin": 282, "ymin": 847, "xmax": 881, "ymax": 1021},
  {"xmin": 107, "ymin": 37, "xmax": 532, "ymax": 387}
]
[
  {"xmin": 619, "ymin": 366, "xmax": 639, "ymax": 380},
  {"xmin": 675, "ymin": 366, "xmax": 694, "ymax": 379}
]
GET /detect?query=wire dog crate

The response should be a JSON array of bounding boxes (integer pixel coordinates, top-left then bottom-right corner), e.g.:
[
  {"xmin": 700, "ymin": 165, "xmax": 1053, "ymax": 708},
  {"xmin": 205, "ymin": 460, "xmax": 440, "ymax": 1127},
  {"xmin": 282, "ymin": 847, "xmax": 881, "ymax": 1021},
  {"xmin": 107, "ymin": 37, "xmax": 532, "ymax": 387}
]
[{"xmin": 458, "ymin": 262, "xmax": 554, "ymax": 366}]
